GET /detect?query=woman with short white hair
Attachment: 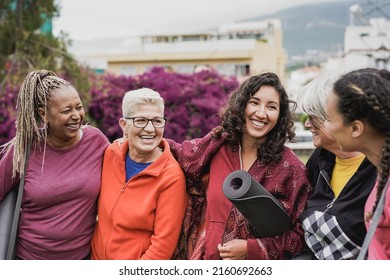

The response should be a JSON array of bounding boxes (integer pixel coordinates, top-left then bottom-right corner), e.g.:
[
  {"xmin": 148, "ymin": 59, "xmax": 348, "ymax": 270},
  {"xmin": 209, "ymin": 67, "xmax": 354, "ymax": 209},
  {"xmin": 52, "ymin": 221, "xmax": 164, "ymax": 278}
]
[{"xmin": 91, "ymin": 88, "xmax": 187, "ymax": 260}]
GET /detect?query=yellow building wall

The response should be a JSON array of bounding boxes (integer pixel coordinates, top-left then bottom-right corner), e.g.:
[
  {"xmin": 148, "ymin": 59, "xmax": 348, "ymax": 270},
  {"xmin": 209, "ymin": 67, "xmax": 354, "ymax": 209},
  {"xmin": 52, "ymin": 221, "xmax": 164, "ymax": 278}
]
[
  {"xmin": 250, "ymin": 28, "xmax": 286, "ymax": 81},
  {"xmin": 104, "ymin": 28, "xmax": 286, "ymax": 81}
]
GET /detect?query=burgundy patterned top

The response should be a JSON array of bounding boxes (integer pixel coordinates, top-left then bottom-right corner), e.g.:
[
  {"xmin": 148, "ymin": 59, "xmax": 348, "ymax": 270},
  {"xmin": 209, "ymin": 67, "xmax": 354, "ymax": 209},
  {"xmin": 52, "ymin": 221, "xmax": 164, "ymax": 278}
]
[{"xmin": 168, "ymin": 132, "xmax": 312, "ymax": 260}]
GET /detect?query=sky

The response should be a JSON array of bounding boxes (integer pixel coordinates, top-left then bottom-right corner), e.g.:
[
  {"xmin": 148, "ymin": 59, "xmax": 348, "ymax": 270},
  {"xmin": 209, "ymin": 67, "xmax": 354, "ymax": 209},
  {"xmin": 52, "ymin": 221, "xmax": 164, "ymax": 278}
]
[{"xmin": 53, "ymin": 0, "xmax": 341, "ymax": 40}]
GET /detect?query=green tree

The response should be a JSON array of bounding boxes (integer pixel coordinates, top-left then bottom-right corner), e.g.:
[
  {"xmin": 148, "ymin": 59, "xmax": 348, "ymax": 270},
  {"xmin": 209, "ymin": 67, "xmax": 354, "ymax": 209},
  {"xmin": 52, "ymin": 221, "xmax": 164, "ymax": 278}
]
[{"xmin": 0, "ymin": 0, "xmax": 89, "ymax": 101}]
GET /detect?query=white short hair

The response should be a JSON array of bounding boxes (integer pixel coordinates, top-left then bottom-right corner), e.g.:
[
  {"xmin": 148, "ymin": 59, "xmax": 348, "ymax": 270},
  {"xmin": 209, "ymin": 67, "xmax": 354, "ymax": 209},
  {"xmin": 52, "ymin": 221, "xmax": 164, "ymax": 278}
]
[
  {"xmin": 122, "ymin": 88, "xmax": 164, "ymax": 117},
  {"xmin": 300, "ymin": 71, "xmax": 340, "ymax": 121}
]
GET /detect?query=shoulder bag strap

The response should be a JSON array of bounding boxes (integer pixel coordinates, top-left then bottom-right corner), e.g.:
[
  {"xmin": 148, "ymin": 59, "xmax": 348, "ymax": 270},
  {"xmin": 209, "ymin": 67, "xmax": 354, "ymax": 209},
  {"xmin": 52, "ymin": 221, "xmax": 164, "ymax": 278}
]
[
  {"xmin": 6, "ymin": 145, "xmax": 30, "ymax": 260},
  {"xmin": 357, "ymin": 179, "xmax": 390, "ymax": 260}
]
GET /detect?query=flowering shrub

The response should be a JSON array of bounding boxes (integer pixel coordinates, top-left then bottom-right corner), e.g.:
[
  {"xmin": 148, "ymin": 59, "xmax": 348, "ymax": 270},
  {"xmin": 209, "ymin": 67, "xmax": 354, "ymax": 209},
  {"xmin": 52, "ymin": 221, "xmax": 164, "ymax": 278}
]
[
  {"xmin": 136, "ymin": 67, "xmax": 238, "ymax": 142},
  {"xmin": 0, "ymin": 67, "xmax": 238, "ymax": 145},
  {"xmin": 88, "ymin": 67, "xmax": 238, "ymax": 142},
  {"xmin": 0, "ymin": 83, "xmax": 18, "ymax": 145},
  {"xmin": 87, "ymin": 72, "xmax": 140, "ymax": 141}
]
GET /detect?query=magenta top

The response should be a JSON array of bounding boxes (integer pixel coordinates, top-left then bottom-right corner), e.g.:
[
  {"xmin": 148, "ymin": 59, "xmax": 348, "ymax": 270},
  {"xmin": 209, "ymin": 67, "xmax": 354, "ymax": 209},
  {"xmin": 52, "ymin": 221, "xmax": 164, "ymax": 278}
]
[
  {"xmin": 0, "ymin": 126, "xmax": 109, "ymax": 259},
  {"xmin": 365, "ymin": 177, "xmax": 390, "ymax": 260}
]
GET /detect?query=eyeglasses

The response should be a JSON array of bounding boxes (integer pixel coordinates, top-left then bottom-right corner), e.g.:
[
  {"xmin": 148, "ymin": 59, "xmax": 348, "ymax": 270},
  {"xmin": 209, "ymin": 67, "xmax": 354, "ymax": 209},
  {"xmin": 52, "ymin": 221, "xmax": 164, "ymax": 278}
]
[{"xmin": 125, "ymin": 117, "xmax": 167, "ymax": 128}]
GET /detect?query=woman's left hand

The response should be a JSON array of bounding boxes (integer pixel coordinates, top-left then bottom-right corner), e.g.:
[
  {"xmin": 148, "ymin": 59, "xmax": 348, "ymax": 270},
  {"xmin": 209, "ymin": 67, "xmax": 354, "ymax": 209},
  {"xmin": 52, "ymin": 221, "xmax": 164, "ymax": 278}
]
[{"xmin": 217, "ymin": 239, "xmax": 247, "ymax": 260}]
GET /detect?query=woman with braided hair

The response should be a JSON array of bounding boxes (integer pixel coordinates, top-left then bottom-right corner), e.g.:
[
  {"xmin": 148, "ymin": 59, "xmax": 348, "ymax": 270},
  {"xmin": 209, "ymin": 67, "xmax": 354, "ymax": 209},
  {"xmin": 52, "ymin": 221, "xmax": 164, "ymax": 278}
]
[
  {"xmin": 0, "ymin": 69, "xmax": 109, "ymax": 259},
  {"xmin": 325, "ymin": 68, "xmax": 390, "ymax": 259}
]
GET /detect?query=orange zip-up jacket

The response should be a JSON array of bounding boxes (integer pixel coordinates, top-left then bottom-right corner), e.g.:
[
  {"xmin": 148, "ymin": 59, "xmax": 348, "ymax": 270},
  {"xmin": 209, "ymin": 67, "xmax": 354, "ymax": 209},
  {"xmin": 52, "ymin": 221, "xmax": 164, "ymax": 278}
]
[{"xmin": 91, "ymin": 138, "xmax": 187, "ymax": 260}]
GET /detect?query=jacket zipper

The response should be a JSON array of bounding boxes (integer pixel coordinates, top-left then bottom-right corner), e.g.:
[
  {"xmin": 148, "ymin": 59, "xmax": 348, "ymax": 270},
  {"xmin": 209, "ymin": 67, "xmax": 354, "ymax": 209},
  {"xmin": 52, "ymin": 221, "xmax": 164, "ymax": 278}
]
[
  {"xmin": 105, "ymin": 180, "xmax": 126, "ymax": 258},
  {"xmin": 319, "ymin": 169, "xmax": 336, "ymax": 214},
  {"xmin": 104, "ymin": 168, "xmax": 144, "ymax": 258}
]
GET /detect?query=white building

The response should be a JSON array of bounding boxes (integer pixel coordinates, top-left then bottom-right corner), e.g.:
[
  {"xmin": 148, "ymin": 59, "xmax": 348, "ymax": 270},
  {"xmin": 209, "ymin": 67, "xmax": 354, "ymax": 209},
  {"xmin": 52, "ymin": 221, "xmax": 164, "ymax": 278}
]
[
  {"xmin": 324, "ymin": 4, "xmax": 390, "ymax": 73},
  {"xmin": 70, "ymin": 19, "xmax": 287, "ymax": 80}
]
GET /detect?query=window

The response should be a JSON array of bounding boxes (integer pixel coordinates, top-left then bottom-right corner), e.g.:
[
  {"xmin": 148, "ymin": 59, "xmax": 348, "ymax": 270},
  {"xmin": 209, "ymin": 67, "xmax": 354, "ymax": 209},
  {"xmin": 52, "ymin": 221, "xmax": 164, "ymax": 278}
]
[
  {"xmin": 120, "ymin": 66, "xmax": 137, "ymax": 76},
  {"xmin": 235, "ymin": 64, "xmax": 250, "ymax": 76}
]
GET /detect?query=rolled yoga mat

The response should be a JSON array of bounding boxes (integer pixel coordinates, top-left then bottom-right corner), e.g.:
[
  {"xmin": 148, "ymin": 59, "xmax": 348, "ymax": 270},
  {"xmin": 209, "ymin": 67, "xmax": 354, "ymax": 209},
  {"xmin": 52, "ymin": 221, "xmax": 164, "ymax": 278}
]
[{"xmin": 223, "ymin": 170, "xmax": 291, "ymax": 237}]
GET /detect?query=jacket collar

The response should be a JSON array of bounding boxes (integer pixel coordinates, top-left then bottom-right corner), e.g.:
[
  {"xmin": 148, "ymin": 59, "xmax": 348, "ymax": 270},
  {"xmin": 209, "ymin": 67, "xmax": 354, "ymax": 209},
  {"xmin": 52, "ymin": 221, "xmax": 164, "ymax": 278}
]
[
  {"xmin": 109, "ymin": 138, "xmax": 170, "ymax": 178},
  {"xmin": 318, "ymin": 147, "xmax": 376, "ymax": 175}
]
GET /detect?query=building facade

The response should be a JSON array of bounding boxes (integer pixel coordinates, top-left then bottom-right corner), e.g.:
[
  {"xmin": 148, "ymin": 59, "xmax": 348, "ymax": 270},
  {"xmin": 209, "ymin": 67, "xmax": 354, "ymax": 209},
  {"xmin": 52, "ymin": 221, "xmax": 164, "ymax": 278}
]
[
  {"xmin": 71, "ymin": 19, "xmax": 286, "ymax": 80},
  {"xmin": 324, "ymin": 4, "xmax": 390, "ymax": 72}
]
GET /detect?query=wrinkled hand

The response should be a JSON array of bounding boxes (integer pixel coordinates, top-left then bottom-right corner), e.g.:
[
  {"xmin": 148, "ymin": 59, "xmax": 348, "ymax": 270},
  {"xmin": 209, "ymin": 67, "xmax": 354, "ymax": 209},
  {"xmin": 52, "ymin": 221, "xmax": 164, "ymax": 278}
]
[{"xmin": 217, "ymin": 239, "xmax": 247, "ymax": 260}]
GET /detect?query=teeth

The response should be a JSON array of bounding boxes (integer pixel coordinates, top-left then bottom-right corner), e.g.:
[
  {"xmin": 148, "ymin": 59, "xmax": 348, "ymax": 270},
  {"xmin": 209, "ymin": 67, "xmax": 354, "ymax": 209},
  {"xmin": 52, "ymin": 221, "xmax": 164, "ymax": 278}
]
[
  {"xmin": 140, "ymin": 136, "xmax": 154, "ymax": 139},
  {"xmin": 252, "ymin": 120, "xmax": 265, "ymax": 127},
  {"xmin": 67, "ymin": 124, "xmax": 79, "ymax": 129}
]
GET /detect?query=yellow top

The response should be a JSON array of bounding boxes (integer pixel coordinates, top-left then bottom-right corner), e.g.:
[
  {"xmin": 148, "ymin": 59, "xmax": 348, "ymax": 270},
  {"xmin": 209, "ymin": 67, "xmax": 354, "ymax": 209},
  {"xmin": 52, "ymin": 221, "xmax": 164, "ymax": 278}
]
[{"xmin": 330, "ymin": 154, "xmax": 365, "ymax": 198}]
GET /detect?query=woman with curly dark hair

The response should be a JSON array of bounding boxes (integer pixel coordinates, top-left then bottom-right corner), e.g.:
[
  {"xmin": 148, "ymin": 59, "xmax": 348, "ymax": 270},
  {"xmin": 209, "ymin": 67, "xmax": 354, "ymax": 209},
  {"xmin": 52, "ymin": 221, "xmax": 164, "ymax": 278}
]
[{"xmin": 169, "ymin": 72, "xmax": 312, "ymax": 260}]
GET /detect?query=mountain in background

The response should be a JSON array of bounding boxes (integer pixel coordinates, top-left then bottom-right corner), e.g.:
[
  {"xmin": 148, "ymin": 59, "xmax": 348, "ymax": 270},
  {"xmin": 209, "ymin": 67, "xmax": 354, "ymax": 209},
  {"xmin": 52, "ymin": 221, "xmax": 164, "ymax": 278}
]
[{"xmin": 247, "ymin": 0, "xmax": 390, "ymax": 56}]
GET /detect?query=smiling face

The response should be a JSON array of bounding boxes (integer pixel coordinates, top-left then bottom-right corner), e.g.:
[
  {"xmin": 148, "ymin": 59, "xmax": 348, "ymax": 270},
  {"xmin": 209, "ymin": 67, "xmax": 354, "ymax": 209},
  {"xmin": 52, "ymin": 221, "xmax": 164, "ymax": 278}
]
[
  {"xmin": 304, "ymin": 115, "xmax": 338, "ymax": 151},
  {"xmin": 243, "ymin": 85, "xmax": 280, "ymax": 146},
  {"xmin": 121, "ymin": 103, "xmax": 164, "ymax": 162},
  {"xmin": 324, "ymin": 90, "xmax": 355, "ymax": 152},
  {"xmin": 42, "ymin": 85, "xmax": 85, "ymax": 148}
]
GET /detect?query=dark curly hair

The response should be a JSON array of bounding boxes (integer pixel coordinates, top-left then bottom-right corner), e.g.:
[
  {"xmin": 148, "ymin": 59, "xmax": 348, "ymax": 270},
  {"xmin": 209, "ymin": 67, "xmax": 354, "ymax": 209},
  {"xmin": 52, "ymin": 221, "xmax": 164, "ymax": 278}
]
[
  {"xmin": 333, "ymin": 68, "xmax": 390, "ymax": 220},
  {"xmin": 212, "ymin": 72, "xmax": 296, "ymax": 164}
]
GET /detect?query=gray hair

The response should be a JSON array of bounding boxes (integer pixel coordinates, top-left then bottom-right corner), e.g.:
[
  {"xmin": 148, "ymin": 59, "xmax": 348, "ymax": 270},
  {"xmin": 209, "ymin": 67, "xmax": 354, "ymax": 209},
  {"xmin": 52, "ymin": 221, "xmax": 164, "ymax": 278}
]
[
  {"xmin": 300, "ymin": 71, "xmax": 340, "ymax": 122},
  {"xmin": 122, "ymin": 88, "xmax": 164, "ymax": 117}
]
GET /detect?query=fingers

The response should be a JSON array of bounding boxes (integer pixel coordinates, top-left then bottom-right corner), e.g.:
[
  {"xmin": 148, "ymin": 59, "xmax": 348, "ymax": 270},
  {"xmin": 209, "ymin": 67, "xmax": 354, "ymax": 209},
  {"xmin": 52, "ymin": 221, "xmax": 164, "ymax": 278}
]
[
  {"xmin": 218, "ymin": 244, "xmax": 231, "ymax": 260},
  {"xmin": 218, "ymin": 240, "xmax": 248, "ymax": 260},
  {"xmin": 218, "ymin": 242, "xmax": 235, "ymax": 259},
  {"xmin": 218, "ymin": 242, "xmax": 230, "ymax": 251},
  {"xmin": 217, "ymin": 243, "xmax": 227, "ymax": 252}
]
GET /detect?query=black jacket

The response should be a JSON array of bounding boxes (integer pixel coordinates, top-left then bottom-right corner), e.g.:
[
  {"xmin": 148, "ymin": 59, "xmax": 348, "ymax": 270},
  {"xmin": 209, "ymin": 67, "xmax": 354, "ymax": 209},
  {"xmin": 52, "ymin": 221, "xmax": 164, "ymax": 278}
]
[{"xmin": 300, "ymin": 148, "xmax": 377, "ymax": 259}]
